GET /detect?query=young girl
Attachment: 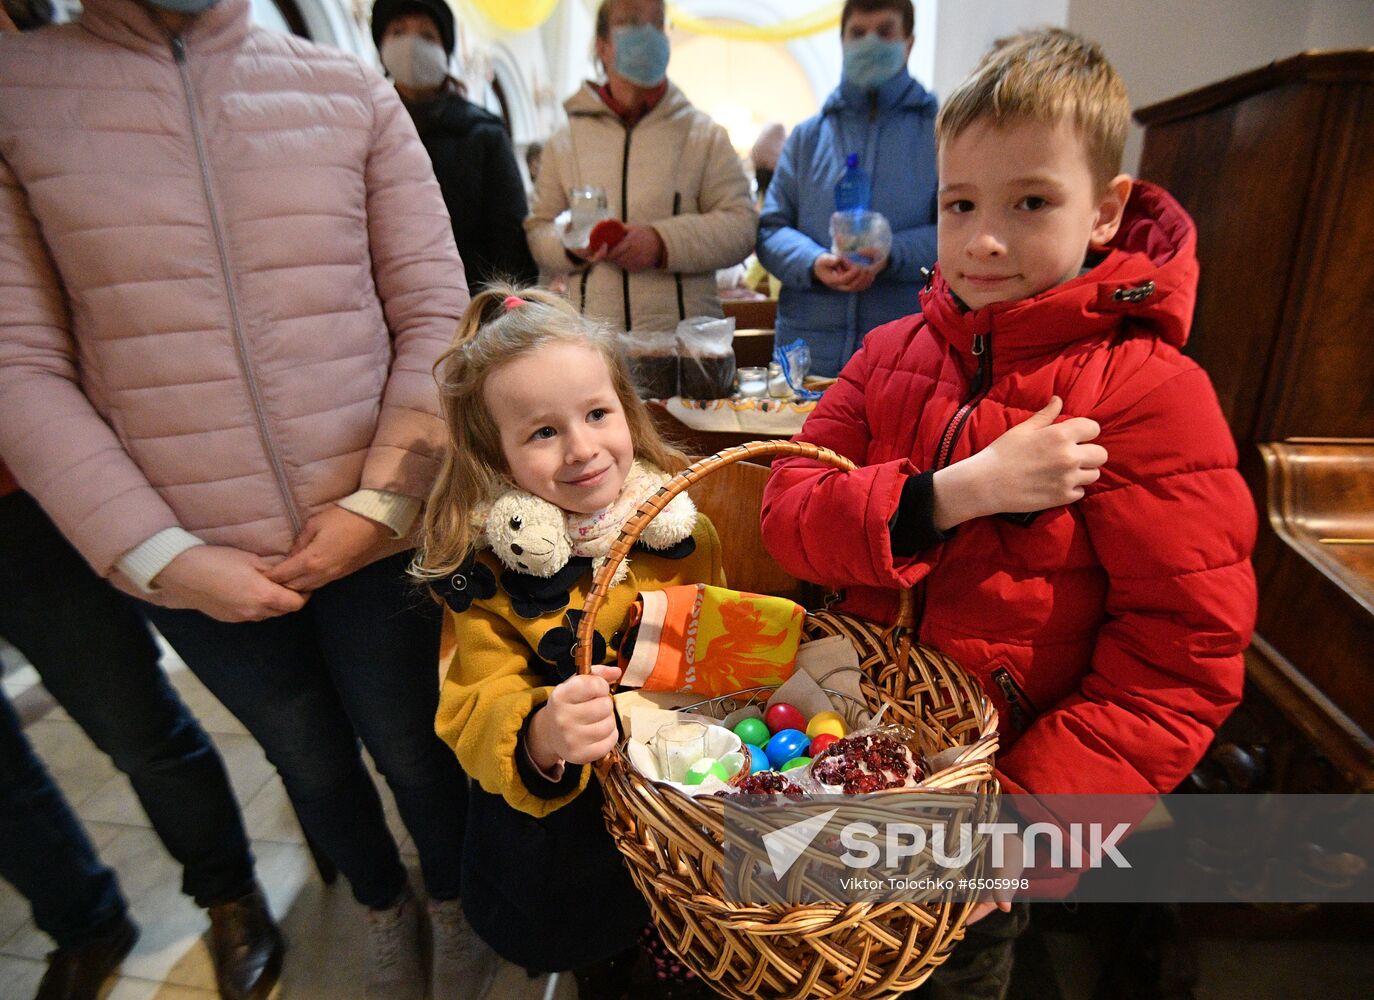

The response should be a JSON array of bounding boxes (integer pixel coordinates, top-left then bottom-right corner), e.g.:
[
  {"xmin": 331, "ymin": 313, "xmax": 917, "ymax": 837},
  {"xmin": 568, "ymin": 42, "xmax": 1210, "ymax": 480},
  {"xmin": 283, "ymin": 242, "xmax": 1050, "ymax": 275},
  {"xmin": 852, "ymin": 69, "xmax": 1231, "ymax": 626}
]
[{"xmin": 415, "ymin": 286, "xmax": 723, "ymax": 998}]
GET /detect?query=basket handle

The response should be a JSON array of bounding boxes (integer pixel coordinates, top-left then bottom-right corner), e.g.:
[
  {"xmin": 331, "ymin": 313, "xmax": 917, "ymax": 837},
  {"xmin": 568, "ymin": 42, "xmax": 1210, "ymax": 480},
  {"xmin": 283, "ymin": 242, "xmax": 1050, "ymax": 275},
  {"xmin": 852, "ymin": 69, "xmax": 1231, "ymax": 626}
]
[{"xmin": 575, "ymin": 440, "xmax": 916, "ymax": 677}]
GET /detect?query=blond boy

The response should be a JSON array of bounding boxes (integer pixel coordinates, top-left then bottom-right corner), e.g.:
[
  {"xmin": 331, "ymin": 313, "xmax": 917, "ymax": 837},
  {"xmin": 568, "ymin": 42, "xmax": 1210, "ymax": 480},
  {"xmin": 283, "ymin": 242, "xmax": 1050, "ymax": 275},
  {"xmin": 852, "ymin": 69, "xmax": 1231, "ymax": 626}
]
[{"xmin": 763, "ymin": 29, "xmax": 1256, "ymax": 994}]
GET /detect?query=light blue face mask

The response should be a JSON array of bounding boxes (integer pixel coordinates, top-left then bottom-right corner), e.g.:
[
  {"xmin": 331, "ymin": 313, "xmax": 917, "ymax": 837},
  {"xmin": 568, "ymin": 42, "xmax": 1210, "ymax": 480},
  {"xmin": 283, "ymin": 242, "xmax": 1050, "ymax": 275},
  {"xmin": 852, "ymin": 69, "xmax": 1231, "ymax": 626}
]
[
  {"xmin": 842, "ymin": 33, "xmax": 908, "ymax": 90},
  {"xmin": 144, "ymin": 0, "xmax": 221, "ymax": 13},
  {"xmin": 613, "ymin": 24, "xmax": 671, "ymax": 88}
]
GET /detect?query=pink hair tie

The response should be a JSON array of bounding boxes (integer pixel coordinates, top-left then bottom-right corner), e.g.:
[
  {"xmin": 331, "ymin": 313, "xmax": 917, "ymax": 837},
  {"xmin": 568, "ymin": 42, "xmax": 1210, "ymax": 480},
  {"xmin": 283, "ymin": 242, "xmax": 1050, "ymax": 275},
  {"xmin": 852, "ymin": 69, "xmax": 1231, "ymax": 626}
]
[{"xmin": 503, "ymin": 295, "xmax": 526, "ymax": 310}]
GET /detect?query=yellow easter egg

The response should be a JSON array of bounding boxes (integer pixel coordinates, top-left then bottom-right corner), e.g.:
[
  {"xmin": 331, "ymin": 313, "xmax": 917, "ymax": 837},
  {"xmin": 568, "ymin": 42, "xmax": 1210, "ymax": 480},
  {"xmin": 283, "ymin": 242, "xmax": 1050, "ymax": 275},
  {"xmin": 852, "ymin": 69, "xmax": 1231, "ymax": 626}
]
[{"xmin": 806, "ymin": 711, "xmax": 847, "ymax": 740}]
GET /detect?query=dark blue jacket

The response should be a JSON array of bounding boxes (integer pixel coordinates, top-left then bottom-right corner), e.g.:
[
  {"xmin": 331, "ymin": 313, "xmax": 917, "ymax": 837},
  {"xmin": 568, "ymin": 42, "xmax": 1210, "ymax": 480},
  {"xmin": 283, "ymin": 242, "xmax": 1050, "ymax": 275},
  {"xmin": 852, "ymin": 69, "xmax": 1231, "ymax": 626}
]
[{"xmin": 757, "ymin": 71, "xmax": 939, "ymax": 376}]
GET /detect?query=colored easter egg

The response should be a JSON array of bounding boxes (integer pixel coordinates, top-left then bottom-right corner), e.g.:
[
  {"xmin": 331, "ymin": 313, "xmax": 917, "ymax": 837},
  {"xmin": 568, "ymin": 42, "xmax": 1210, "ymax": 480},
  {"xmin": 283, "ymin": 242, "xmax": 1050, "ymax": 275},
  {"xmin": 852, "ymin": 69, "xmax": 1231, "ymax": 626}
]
[
  {"xmin": 765, "ymin": 728, "xmax": 811, "ymax": 769},
  {"xmin": 717, "ymin": 752, "xmax": 748, "ymax": 779},
  {"xmin": 781, "ymin": 756, "xmax": 812, "ymax": 773},
  {"xmin": 745, "ymin": 744, "xmax": 770, "ymax": 774},
  {"xmin": 683, "ymin": 757, "xmax": 731, "ymax": 785},
  {"xmin": 733, "ymin": 717, "xmax": 771, "ymax": 748},
  {"xmin": 805, "ymin": 711, "xmax": 848, "ymax": 740},
  {"xmin": 765, "ymin": 702, "xmax": 807, "ymax": 734},
  {"xmin": 808, "ymin": 733, "xmax": 840, "ymax": 757}
]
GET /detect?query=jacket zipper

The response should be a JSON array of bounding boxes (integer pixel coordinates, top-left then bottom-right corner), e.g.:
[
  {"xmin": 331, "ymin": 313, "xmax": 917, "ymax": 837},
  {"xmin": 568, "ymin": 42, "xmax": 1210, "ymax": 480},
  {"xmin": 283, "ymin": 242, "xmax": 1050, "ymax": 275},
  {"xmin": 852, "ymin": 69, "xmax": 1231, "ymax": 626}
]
[
  {"xmin": 934, "ymin": 332, "xmax": 992, "ymax": 470},
  {"xmin": 671, "ymin": 192, "xmax": 685, "ymax": 322},
  {"xmin": 991, "ymin": 666, "xmax": 1038, "ymax": 732},
  {"xmin": 620, "ymin": 124, "xmax": 633, "ymax": 331},
  {"xmin": 172, "ymin": 37, "xmax": 302, "ymax": 535}
]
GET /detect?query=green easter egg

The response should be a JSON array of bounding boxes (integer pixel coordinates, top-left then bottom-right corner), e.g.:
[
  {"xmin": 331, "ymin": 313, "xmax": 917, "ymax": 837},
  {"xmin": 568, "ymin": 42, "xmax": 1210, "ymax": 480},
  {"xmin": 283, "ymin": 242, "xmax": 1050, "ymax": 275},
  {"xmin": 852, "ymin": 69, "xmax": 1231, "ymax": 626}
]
[
  {"xmin": 733, "ymin": 717, "xmax": 770, "ymax": 748},
  {"xmin": 781, "ymin": 756, "xmax": 812, "ymax": 772}
]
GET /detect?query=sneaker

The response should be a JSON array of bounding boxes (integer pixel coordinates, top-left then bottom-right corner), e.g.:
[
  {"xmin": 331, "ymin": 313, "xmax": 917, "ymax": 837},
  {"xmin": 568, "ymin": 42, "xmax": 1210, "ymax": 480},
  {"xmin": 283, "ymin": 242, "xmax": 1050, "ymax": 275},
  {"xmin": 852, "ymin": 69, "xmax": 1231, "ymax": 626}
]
[
  {"xmin": 365, "ymin": 889, "xmax": 426, "ymax": 1000},
  {"xmin": 428, "ymin": 898, "xmax": 498, "ymax": 1000}
]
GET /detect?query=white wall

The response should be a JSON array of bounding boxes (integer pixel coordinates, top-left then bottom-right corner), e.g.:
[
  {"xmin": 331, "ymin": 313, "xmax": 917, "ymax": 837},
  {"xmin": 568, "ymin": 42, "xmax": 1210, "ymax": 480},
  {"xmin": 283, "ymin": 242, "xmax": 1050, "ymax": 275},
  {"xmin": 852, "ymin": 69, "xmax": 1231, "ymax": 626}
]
[
  {"xmin": 1067, "ymin": 0, "xmax": 1374, "ymax": 171},
  {"xmin": 931, "ymin": 0, "xmax": 1070, "ymax": 99},
  {"xmin": 1303, "ymin": 0, "xmax": 1374, "ymax": 50}
]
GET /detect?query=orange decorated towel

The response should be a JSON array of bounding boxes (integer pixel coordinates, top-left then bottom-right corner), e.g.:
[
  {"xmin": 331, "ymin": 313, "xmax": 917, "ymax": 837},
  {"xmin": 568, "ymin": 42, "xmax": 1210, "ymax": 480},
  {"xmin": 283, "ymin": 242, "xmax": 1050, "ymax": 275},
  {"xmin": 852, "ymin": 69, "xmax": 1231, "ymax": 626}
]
[{"xmin": 617, "ymin": 584, "xmax": 805, "ymax": 697}]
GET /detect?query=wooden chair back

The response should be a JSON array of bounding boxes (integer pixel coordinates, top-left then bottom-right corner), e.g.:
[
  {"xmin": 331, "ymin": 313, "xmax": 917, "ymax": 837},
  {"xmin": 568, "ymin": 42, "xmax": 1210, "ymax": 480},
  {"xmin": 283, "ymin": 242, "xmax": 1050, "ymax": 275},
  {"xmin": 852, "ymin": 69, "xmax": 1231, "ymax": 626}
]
[{"xmin": 686, "ymin": 459, "xmax": 807, "ymax": 600}]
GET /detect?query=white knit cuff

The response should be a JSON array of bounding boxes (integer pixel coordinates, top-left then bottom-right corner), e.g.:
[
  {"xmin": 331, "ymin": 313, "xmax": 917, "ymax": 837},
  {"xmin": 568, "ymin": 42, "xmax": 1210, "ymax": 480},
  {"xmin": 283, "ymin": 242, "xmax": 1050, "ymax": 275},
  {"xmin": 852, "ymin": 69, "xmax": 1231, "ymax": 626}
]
[
  {"xmin": 336, "ymin": 489, "xmax": 421, "ymax": 538},
  {"xmin": 117, "ymin": 528, "xmax": 205, "ymax": 594}
]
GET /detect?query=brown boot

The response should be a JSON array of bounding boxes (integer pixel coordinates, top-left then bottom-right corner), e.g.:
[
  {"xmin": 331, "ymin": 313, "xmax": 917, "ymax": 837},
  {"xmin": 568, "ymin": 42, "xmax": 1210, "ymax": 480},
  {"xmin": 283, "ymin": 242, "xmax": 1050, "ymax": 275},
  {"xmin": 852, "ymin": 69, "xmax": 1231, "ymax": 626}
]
[
  {"xmin": 35, "ymin": 914, "xmax": 138, "ymax": 1000},
  {"xmin": 206, "ymin": 887, "xmax": 285, "ymax": 1000}
]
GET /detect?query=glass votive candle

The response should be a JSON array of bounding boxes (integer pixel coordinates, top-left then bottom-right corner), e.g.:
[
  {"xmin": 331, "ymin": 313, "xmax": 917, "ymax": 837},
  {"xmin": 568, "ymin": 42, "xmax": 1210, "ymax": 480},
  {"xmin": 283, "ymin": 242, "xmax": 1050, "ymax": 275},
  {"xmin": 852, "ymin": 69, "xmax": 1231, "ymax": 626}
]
[
  {"xmin": 736, "ymin": 366, "xmax": 768, "ymax": 398},
  {"xmin": 655, "ymin": 720, "xmax": 708, "ymax": 782}
]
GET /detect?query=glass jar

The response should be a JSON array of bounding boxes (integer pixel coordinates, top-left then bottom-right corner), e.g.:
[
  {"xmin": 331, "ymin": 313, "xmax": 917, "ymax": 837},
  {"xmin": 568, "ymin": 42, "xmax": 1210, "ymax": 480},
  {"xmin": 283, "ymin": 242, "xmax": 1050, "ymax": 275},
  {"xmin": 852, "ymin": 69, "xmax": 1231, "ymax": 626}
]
[
  {"xmin": 736, "ymin": 366, "xmax": 768, "ymax": 398},
  {"xmin": 767, "ymin": 361, "xmax": 791, "ymax": 398}
]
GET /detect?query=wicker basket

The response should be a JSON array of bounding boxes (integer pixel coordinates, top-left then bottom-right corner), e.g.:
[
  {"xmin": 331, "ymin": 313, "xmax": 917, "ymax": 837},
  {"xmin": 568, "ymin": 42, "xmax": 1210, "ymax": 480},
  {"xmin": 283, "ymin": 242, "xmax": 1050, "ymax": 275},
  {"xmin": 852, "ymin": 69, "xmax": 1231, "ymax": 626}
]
[{"xmin": 575, "ymin": 441, "xmax": 999, "ymax": 999}]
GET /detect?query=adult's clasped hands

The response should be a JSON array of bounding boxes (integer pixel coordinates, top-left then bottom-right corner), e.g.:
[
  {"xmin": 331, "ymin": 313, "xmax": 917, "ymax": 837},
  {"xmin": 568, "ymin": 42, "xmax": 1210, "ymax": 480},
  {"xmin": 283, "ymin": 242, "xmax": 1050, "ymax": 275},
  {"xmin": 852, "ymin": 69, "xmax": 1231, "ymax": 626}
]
[
  {"xmin": 814, "ymin": 251, "xmax": 886, "ymax": 293},
  {"xmin": 569, "ymin": 223, "xmax": 665, "ymax": 273},
  {"xmin": 151, "ymin": 506, "xmax": 405, "ymax": 623}
]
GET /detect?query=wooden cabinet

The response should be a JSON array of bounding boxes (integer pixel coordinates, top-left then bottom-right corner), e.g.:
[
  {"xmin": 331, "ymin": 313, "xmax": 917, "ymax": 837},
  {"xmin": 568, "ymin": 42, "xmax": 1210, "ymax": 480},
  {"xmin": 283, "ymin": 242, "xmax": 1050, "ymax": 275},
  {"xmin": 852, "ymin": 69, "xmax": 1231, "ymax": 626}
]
[
  {"xmin": 1136, "ymin": 50, "xmax": 1374, "ymax": 450},
  {"xmin": 1135, "ymin": 51, "xmax": 1374, "ymax": 793}
]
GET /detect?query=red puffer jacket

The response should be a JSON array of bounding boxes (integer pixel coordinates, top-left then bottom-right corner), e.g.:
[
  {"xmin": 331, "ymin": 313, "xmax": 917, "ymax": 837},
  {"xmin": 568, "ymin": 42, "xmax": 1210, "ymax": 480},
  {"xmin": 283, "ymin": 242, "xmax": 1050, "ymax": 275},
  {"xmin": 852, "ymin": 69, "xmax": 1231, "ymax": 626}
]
[{"xmin": 762, "ymin": 182, "xmax": 1256, "ymax": 797}]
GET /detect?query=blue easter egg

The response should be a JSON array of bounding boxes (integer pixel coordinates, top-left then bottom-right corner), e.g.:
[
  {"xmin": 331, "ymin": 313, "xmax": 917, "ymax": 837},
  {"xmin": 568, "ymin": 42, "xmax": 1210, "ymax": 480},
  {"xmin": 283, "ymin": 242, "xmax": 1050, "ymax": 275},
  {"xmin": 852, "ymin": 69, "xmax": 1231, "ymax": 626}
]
[
  {"xmin": 765, "ymin": 729, "xmax": 811, "ymax": 769},
  {"xmin": 745, "ymin": 744, "xmax": 769, "ymax": 774}
]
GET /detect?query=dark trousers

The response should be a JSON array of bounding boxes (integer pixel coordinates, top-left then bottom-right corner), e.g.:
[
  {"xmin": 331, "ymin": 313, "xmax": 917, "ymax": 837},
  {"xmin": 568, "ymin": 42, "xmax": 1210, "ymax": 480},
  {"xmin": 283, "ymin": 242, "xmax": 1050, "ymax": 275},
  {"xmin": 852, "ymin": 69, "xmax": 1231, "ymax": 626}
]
[
  {"xmin": 0, "ymin": 491, "xmax": 255, "ymax": 945},
  {"xmin": 0, "ymin": 694, "xmax": 126, "ymax": 948},
  {"xmin": 908, "ymin": 902, "xmax": 1031, "ymax": 1000},
  {"xmin": 144, "ymin": 552, "xmax": 468, "ymax": 909}
]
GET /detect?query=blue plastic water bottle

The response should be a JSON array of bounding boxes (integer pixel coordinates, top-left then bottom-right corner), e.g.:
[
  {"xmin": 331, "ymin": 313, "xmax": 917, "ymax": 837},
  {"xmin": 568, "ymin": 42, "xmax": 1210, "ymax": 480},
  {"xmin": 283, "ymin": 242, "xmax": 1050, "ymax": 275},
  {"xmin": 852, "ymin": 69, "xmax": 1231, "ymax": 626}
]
[{"xmin": 834, "ymin": 153, "xmax": 871, "ymax": 212}]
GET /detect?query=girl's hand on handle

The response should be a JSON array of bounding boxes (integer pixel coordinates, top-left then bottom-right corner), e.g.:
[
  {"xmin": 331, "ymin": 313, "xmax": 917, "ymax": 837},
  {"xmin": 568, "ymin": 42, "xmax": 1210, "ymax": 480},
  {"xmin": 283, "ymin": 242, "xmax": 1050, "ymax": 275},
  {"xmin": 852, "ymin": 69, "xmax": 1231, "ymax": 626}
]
[
  {"xmin": 527, "ymin": 663, "xmax": 623, "ymax": 769},
  {"xmin": 153, "ymin": 546, "xmax": 308, "ymax": 622},
  {"xmin": 933, "ymin": 396, "xmax": 1107, "ymax": 530}
]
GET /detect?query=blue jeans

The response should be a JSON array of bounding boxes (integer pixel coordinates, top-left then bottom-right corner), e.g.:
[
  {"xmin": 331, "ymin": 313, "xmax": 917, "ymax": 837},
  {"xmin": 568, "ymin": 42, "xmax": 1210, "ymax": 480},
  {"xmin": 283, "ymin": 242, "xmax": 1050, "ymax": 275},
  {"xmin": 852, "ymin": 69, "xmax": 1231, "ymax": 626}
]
[
  {"xmin": 0, "ymin": 491, "xmax": 256, "ymax": 945},
  {"xmin": 144, "ymin": 552, "xmax": 467, "ymax": 909}
]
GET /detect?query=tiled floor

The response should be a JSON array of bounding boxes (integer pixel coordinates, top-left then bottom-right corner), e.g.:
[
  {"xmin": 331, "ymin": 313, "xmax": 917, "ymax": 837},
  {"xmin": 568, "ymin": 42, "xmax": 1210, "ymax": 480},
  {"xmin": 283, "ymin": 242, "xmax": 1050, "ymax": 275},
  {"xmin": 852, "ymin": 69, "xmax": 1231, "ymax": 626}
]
[
  {"xmin": 3, "ymin": 642, "xmax": 1369, "ymax": 999},
  {"xmin": 0, "ymin": 641, "xmax": 574, "ymax": 1000}
]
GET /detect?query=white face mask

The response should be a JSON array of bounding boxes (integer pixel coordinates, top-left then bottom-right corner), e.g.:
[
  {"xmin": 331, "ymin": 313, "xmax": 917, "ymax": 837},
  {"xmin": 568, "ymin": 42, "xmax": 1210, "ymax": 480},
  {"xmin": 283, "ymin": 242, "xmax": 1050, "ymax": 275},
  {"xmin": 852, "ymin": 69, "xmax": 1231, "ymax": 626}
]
[{"xmin": 380, "ymin": 34, "xmax": 450, "ymax": 90}]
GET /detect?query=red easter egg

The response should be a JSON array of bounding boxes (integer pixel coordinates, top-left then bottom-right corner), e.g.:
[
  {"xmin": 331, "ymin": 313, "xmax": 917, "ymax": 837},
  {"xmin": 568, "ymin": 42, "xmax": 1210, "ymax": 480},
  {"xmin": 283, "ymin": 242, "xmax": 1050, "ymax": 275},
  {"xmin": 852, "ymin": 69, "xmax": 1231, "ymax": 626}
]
[
  {"xmin": 764, "ymin": 702, "xmax": 807, "ymax": 734},
  {"xmin": 587, "ymin": 218, "xmax": 627, "ymax": 252},
  {"xmin": 809, "ymin": 733, "xmax": 839, "ymax": 757}
]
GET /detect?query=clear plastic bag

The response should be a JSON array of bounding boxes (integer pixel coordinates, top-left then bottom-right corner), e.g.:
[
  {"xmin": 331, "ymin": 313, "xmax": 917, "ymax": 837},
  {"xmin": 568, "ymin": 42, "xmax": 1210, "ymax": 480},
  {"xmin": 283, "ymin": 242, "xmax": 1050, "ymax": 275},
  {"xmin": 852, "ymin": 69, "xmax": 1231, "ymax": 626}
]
[
  {"xmin": 772, "ymin": 338, "xmax": 823, "ymax": 402},
  {"xmin": 676, "ymin": 315, "xmax": 736, "ymax": 400},
  {"xmin": 830, "ymin": 209, "xmax": 893, "ymax": 267}
]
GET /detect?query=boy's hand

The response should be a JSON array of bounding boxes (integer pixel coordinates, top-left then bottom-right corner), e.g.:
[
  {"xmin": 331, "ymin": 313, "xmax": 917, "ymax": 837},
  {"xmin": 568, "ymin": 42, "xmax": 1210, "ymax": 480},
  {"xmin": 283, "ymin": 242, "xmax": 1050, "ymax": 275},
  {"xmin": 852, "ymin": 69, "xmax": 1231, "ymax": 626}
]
[
  {"xmin": 966, "ymin": 830, "xmax": 1024, "ymax": 926},
  {"xmin": 932, "ymin": 397, "xmax": 1107, "ymax": 530},
  {"xmin": 527, "ymin": 664, "xmax": 622, "ymax": 769}
]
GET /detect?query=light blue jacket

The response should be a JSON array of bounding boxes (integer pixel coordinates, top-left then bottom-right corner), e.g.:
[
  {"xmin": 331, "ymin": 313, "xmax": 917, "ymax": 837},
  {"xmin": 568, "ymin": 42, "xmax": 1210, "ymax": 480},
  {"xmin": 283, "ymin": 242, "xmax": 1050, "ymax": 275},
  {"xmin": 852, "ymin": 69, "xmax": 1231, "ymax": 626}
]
[{"xmin": 758, "ymin": 71, "xmax": 939, "ymax": 376}]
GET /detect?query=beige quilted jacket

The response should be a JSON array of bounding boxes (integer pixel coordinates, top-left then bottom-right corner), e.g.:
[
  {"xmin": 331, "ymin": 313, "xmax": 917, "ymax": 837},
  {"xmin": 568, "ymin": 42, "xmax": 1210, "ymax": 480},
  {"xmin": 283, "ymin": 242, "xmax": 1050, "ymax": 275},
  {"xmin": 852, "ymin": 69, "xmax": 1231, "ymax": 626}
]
[
  {"xmin": 0, "ymin": 0, "xmax": 468, "ymax": 577},
  {"xmin": 525, "ymin": 81, "xmax": 756, "ymax": 334}
]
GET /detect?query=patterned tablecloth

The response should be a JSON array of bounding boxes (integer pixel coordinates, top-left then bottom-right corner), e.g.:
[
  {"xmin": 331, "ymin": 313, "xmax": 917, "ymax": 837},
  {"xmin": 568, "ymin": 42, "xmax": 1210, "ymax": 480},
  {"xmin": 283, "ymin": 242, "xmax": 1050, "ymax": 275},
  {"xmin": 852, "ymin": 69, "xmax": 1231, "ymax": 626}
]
[{"xmin": 661, "ymin": 396, "xmax": 816, "ymax": 436}]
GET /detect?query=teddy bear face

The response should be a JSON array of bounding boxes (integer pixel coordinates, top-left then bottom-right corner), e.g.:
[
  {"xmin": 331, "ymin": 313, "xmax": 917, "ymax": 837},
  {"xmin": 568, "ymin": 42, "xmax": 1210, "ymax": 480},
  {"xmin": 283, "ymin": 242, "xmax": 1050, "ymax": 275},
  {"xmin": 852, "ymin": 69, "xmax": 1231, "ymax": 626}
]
[{"xmin": 483, "ymin": 492, "xmax": 572, "ymax": 578}]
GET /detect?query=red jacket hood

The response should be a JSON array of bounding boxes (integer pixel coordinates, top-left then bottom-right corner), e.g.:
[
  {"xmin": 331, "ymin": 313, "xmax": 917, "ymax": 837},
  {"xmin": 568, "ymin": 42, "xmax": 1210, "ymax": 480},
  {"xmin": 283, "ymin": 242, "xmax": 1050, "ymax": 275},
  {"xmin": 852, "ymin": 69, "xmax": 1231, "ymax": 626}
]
[{"xmin": 919, "ymin": 180, "xmax": 1199, "ymax": 365}]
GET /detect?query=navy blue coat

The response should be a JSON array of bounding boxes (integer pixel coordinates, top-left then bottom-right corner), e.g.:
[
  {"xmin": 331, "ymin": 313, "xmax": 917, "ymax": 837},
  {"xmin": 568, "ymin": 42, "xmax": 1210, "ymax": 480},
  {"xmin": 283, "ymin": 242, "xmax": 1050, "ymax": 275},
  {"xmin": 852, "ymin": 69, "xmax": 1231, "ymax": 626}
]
[{"xmin": 757, "ymin": 71, "xmax": 939, "ymax": 376}]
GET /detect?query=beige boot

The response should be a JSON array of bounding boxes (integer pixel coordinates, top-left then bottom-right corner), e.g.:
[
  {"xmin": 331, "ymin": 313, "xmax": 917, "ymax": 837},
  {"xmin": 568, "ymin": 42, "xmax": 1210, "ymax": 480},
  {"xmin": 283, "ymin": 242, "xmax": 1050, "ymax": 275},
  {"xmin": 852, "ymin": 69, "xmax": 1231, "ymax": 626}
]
[
  {"xmin": 365, "ymin": 889, "xmax": 425, "ymax": 1000},
  {"xmin": 427, "ymin": 898, "xmax": 497, "ymax": 1000}
]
